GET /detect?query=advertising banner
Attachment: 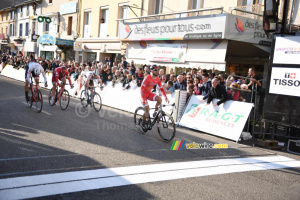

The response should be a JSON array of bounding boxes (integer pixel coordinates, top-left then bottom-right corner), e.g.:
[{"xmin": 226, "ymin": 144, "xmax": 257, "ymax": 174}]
[
  {"xmin": 147, "ymin": 44, "xmax": 187, "ymax": 63},
  {"xmin": 60, "ymin": 2, "xmax": 77, "ymax": 15},
  {"xmin": 225, "ymin": 14, "xmax": 272, "ymax": 45},
  {"xmin": 269, "ymin": 67, "xmax": 300, "ymax": 97},
  {"xmin": 119, "ymin": 15, "xmax": 226, "ymax": 41},
  {"xmin": 179, "ymin": 95, "xmax": 253, "ymax": 141},
  {"xmin": 273, "ymin": 36, "xmax": 300, "ymax": 65}
]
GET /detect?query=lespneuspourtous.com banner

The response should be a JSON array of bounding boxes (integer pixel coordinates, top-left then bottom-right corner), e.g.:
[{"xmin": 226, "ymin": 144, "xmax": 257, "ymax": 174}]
[{"xmin": 178, "ymin": 95, "xmax": 253, "ymax": 141}]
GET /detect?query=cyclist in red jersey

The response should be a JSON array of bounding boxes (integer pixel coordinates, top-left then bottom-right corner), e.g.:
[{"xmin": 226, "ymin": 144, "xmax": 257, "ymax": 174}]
[
  {"xmin": 140, "ymin": 65, "xmax": 169, "ymax": 131},
  {"xmin": 50, "ymin": 64, "xmax": 74, "ymax": 104}
]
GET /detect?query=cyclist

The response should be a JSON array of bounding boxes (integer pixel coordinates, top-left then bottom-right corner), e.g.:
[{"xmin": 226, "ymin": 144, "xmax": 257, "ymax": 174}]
[
  {"xmin": 140, "ymin": 65, "xmax": 169, "ymax": 131},
  {"xmin": 82, "ymin": 68, "xmax": 103, "ymax": 100},
  {"xmin": 25, "ymin": 56, "xmax": 48, "ymax": 101},
  {"xmin": 50, "ymin": 64, "xmax": 74, "ymax": 105}
]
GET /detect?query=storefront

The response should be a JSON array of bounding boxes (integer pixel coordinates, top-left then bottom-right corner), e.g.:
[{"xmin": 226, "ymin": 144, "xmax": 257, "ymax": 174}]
[
  {"xmin": 55, "ymin": 38, "xmax": 75, "ymax": 61},
  {"xmin": 74, "ymin": 38, "xmax": 121, "ymax": 63},
  {"xmin": 38, "ymin": 33, "xmax": 56, "ymax": 60},
  {"xmin": 119, "ymin": 13, "xmax": 272, "ymax": 74}
]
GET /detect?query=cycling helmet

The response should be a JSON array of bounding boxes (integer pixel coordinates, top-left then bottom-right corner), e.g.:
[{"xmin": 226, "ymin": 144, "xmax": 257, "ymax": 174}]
[
  {"xmin": 150, "ymin": 65, "xmax": 159, "ymax": 71},
  {"xmin": 34, "ymin": 66, "xmax": 43, "ymax": 76}
]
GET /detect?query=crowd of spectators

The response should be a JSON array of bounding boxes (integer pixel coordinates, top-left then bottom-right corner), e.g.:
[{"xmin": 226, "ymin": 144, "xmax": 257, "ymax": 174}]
[{"xmin": 1, "ymin": 52, "xmax": 261, "ymax": 106}]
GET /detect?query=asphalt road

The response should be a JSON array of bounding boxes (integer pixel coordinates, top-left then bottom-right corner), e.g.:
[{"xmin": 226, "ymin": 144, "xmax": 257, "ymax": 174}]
[{"xmin": 0, "ymin": 75, "xmax": 299, "ymax": 200}]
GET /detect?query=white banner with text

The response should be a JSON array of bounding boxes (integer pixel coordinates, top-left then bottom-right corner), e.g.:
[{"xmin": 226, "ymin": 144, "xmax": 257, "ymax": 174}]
[{"xmin": 179, "ymin": 95, "xmax": 253, "ymax": 141}]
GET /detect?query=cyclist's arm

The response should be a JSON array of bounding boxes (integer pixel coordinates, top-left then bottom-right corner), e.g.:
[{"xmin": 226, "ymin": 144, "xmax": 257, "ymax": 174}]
[
  {"xmin": 41, "ymin": 68, "xmax": 47, "ymax": 84},
  {"xmin": 140, "ymin": 75, "xmax": 149, "ymax": 91},
  {"xmin": 64, "ymin": 71, "xmax": 71, "ymax": 85},
  {"xmin": 157, "ymin": 80, "xmax": 167, "ymax": 99}
]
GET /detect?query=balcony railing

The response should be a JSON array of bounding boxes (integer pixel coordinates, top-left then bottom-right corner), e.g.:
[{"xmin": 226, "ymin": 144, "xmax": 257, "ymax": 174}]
[{"xmin": 232, "ymin": 4, "xmax": 263, "ymax": 20}]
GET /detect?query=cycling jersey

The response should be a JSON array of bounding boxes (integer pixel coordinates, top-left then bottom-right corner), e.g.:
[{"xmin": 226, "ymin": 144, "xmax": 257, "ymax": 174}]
[
  {"xmin": 84, "ymin": 71, "xmax": 101, "ymax": 85},
  {"xmin": 140, "ymin": 75, "xmax": 167, "ymax": 106},
  {"xmin": 25, "ymin": 62, "xmax": 47, "ymax": 84},
  {"xmin": 52, "ymin": 67, "xmax": 72, "ymax": 85}
]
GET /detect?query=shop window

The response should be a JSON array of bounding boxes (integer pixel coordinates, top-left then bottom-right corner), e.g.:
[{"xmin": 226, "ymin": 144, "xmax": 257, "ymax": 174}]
[{"xmin": 68, "ymin": 16, "xmax": 72, "ymax": 35}]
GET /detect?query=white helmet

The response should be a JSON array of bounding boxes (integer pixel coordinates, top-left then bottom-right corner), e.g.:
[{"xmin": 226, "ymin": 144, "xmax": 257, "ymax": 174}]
[{"xmin": 34, "ymin": 66, "xmax": 43, "ymax": 76}]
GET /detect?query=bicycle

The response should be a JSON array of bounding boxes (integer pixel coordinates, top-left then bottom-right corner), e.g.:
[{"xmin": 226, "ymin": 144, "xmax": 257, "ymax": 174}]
[
  {"xmin": 134, "ymin": 103, "xmax": 176, "ymax": 142},
  {"xmin": 26, "ymin": 82, "xmax": 43, "ymax": 113},
  {"xmin": 80, "ymin": 86, "xmax": 102, "ymax": 112},
  {"xmin": 48, "ymin": 82, "xmax": 70, "ymax": 110}
]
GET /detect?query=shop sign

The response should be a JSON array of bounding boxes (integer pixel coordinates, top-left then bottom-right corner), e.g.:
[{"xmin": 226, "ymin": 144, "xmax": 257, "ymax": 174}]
[
  {"xmin": 74, "ymin": 42, "xmax": 82, "ymax": 51},
  {"xmin": 179, "ymin": 95, "xmax": 253, "ymax": 141},
  {"xmin": 55, "ymin": 38, "xmax": 74, "ymax": 46},
  {"xmin": 273, "ymin": 36, "xmax": 300, "ymax": 65},
  {"xmin": 60, "ymin": 2, "xmax": 77, "ymax": 15},
  {"xmin": 147, "ymin": 44, "xmax": 187, "ymax": 63},
  {"xmin": 225, "ymin": 14, "xmax": 272, "ymax": 45},
  {"xmin": 38, "ymin": 34, "xmax": 55, "ymax": 45},
  {"xmin": 119, "ymin": 15, "xmax": 226, "ymax": 41},
  {"xmin": 269, "ymin": 67, "xmax": 300, "ymax": 97}
]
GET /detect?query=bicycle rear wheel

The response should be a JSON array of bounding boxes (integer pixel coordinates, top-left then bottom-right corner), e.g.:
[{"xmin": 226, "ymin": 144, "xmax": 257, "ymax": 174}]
[
  {"xmin": 80, "ymin": 90, "xmax": 89, "ymax": 107},
  {"xmin": 92, "ymin": 93, "xmax": 102, "ymax": 112},
  {"xmin": 27, "ymin": 89, "xmax": 33, "ymax": 108},
  {"xmin": 59, "ymin": 89, "xmax": 70, "ymax": 110},
  {"xmin": 156, "ymin": 112, "xmax": 176, "ymax": 142},
  {"xmin": 35, "ymin": 90, "xmax": 43, "ymax": 113},
  {"xmin": 134, "ymin": 107, "xmax": 150, "ymax": 134}
]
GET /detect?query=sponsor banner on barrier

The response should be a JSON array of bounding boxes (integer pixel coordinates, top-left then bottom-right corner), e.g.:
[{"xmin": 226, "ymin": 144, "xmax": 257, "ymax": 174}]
[
  {"xmin": 179, "ymin": 95, "xmax": 253, "ymax": 141},
  {"xmin": 269, "ymin": 67, "xmax": 300, "ymax": 97}
]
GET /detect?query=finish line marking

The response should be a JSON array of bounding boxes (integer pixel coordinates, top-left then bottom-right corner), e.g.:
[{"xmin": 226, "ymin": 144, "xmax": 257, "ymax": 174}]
[
  {"xmin": 0, "ymin": 156, "xmax": 299, "ymax": 199},
  {"xmin": 22, "ymin": 102, "xmax": 52, "ymax": 115}
]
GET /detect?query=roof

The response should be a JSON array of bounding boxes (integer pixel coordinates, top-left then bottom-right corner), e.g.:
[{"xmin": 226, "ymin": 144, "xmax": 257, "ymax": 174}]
[{"xmin": 0, "ymin": 0, "xmax": 38, "ymax": 11}]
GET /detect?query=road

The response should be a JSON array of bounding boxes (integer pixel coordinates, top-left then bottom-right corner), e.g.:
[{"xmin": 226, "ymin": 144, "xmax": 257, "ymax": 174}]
[{"xmin": 0, "ymin": 75, "xmax": 299, "ymax": 200}]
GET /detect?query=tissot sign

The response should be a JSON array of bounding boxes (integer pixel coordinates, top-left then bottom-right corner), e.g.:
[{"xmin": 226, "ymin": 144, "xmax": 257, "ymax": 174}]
[
  {"xmin": 269, "ymin": 67, "xmax": 300, "ymax": 97},
  {"xmin": 119, "ymin": 15, "xmax": 226, "ymax": 41}
]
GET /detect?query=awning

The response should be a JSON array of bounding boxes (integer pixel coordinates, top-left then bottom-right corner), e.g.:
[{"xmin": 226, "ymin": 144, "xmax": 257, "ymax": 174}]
[{"xmin": 55, "ymin": 38, "xmax": 74, "ymax": 47}]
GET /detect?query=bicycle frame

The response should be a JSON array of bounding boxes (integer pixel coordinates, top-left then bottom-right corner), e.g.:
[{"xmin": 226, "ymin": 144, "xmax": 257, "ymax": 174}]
[{"xmin": 146, "ymin": 103, "xmax": 175, "ymax": 129}]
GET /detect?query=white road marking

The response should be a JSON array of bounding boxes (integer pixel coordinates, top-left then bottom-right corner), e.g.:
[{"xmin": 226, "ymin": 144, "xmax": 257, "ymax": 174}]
[
  {"xmin": 22, "ymin": 102, "xmax": 52, "ymax": 115},
  {"xmin": 0, "ymin": 156, "xmax": 299, "ymax": 199}
]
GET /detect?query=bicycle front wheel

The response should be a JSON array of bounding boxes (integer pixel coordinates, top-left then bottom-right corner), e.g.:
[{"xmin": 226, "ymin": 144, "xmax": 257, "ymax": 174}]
[
  {"xmin": 156, "ymin": 112, "xmax": 176, "ymax": 142},
  {"xmin": 80, "ymin": 90, "xmax": 89, "ymax": 107},
  {"xmin": 92, "ymin": 93, "xmax": 102, "ymax": 112},
  {"xmin": 35, "ymin": 90, "xmax": 43, "ymax": 113},
  {"xmin": 60, "ymin": 89, "xmax": 70, "ymax": 110},
  {"xmin": 134, "ymin": 107, "xmax": 150, "ymax": 134}
]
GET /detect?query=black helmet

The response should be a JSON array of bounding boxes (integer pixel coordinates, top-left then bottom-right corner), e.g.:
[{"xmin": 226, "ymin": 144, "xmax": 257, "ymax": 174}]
[{"xmin": 150, "ymin": 65, "xmax": 159, "ymax": 71}]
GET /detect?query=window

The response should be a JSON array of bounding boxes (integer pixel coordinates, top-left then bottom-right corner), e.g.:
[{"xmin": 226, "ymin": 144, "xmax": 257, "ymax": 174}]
[
  {"xmin": 10, "ymin": 11, "xmax": 15, "ymax": 20},
  {"xmin": 45, "ymin": 23, "xmax": 49, "ymax": 31},
  {"xmin": 154, "ymin": 0, "xmax": 164, "ymax": 14},
  {"xmin": 49, "ymin": 0, "xmax": 53, "ymax": 4},
  {"xmin": 19, "ymin": 23, "xmax": 23, "ymax": 36},
  {"xmin": 9, "ymin": 24, "xmax": 14, "ymax": 36},
  {"xmin": 84, "ymin": 11, "xmax": 91, "ymax": 37},
  {"xmin": 120, "ymin": 6, "xmax": 129, "ymax": 19},
  {"xmin": 99, "ymin": 8, "xmax": 109, "ymax": 38},
  {"xmin": 25, "ymin": 22, "xmax": 29, "ymax": 36},
  {"xmin": 26, "ymin": 5, "xmax": 29, "ymax": 16},
  {"xmin": 68, "ymin": 16, "xmax": 72, "ymax": 35}
]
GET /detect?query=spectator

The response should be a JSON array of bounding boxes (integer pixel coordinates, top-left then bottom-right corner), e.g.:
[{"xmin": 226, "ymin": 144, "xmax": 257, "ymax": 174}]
[
  {"xmin": 121, "ymin": 57, "xmax": 128, "ymax": 69},
  {"xmin": 129, "ymin": 63, "xmax": 136, "ymax": 75},
  {"xmin": 166, "ymin": 68, "xmax": 174, "ymax": 81},
  {"xmin": 166, "ymin": 81, "xmax": 175, "ymax": 94},
  {"xmin": 144, "ymin": 65, "xmax": 150, "ymax": 75},
  {"xmin": 194, "ymin": 77, "xmax": 201, "ymax": 95},
  {"xmin": 187, "ymin": 80, "xmax": 194, "ymax": 99},
  {"xmin": 112, "ymin": 70, "xmax": 122, "ymax": 87},
  {"xmin": 200, "ymin": 73, "xmax": 211, "ymax": 99},
  {"xmin": 246, "ymin": 67, "xmax": 262, "ymax": 90},
  {"xmin": 218, "ymin": 73, "xmax": 226, "ymax": 88},
  {"xmin": 122, "ymin": 74, "xmax": 132, "ymax": 90},
  {"xmin": 227, "ymin": 82, "xmax": 240, "ymax": 101},
  {"xmin": 239, "ymin": 84, "xmax": 251, "ymax": 102},
  {"xmin": 174, "ymin": 75, "xmax": 187, "ymax": 90},
  {"xmin": 203, "ymin": 77, "xmax": 228, "ymax": 106},
  {"xmin": 135, "ymin": 67, "xmax": 144, "ymax": 87}
]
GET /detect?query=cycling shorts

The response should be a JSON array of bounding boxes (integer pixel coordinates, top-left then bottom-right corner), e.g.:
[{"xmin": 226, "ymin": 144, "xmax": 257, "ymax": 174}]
[{"xmin": 140, "ymin": 92, "xmax": 157, "ymax": 107}]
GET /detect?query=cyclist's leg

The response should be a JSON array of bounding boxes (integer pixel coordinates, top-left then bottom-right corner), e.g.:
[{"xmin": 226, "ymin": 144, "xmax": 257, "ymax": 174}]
[{"xmin": 154, "ymin": 96, "xmax": 162, "ymax": 111}]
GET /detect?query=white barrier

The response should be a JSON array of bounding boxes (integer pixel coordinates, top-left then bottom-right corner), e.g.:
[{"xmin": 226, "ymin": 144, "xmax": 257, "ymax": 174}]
[
  {"xmin": 1, "ymin": 65, "xmax": 175, "ymax": 115},
  {"xmin": 178, "ymin": 95, "xmax": 253, "ymax": 141}
]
